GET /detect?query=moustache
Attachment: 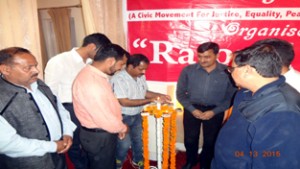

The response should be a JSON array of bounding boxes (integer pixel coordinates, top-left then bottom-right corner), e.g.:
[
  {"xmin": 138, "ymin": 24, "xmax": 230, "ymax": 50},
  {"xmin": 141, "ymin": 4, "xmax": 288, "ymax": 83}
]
[{"xmin": 31, "ymin": 74, "xmax": 38, "ymax": 78}]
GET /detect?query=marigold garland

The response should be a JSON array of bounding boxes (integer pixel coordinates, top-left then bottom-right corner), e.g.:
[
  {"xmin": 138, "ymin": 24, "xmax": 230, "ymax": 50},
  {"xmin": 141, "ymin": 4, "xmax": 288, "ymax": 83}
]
[
  {"xmin": 141, "ymin": 112, "xmax": 150, "ymax": 169},
  {"xmin": 162, "ymin": 114, "xmax": 170, "ymax": 169},
  {"xmin": 142, "ymin": 104, "xmax": 178, "ymax": 169},
  {"xmin": 170, "ymin": 109, "xmax": 177, "ymax": 169}
]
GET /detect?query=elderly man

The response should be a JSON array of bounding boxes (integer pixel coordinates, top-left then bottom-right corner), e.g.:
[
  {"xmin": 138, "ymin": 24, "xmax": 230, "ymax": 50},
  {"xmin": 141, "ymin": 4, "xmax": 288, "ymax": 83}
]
[{"xmin": 0, "ymin": 47, "xmax": 75, "ymax": 169}]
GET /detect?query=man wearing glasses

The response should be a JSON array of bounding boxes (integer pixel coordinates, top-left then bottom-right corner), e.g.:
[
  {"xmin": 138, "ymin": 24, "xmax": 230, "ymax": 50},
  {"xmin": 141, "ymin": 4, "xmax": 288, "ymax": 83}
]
[{"xmin": 212, "ymin": 43, "xmax": 300, "ymax": 169}]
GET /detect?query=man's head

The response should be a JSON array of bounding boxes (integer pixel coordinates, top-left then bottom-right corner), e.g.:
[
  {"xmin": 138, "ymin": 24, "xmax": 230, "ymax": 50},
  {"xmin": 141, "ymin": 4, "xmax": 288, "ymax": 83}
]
[
  {"xmin": 126, "ymin": 54, "xmax": 150, "ymax": 78},
  {"xmin": 0, "ymin": 47, "xmax": 39, "ymax": 89},
  {"xmin": 81, "ymin": 33, "xmax": 111, "ymax": 59},
  {"xmin": 230, "ymin": 44, "xmax": 282, "ymax": 90},
  {"xmin": 253, "ymin": 38, "xmax": 294, "ymax": 72},
  {"xmin": 93, "ymin": 43, "xmax": 127, "ymax": 75},
  {"xmin": 197, "ymin": 42, "xmax": 219, "ymax": 71}
]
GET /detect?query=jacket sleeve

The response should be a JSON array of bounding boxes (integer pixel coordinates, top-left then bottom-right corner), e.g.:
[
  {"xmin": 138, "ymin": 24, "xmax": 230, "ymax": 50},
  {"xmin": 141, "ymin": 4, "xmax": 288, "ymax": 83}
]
[
  {"xmin": 0, "ymin": 116, "xmax": 56, "ymax": 157},
  {"xmin": 249, "ymin": 111, "xmax": 300, "ymax": 168}
]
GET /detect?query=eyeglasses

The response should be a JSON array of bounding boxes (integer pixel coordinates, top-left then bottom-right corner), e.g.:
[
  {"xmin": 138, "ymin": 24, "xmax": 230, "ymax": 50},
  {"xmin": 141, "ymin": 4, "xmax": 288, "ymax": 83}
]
[{"xmin": 227, "ymin": 66, "xmax": 240, "ymax": 73}]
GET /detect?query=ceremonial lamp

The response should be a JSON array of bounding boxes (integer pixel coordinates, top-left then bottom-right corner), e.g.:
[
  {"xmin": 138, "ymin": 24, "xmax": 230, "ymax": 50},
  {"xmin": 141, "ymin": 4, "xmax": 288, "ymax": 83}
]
[{"xmin": 141, "ymin": 97, "xmax": 181, "ymax": 169}]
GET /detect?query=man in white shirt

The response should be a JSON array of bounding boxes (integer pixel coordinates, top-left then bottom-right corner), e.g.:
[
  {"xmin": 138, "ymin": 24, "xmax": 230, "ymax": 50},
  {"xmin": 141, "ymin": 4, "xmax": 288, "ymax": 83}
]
[
  {"xmin": 0, "ymin": 47, "xmax": 76, "ymax": 169},
  {"xmin": 44, "ymin": 33, "xmax": 111, "ymax": 169},
  {"xmin": 253, "ymin": 38, "xmax": 300, "ymax": 92}
]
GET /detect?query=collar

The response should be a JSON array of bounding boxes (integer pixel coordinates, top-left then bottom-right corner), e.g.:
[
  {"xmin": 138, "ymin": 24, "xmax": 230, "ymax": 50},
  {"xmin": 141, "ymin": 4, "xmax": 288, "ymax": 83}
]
[
  {"xmin": 87, "ymin": 65, "xmax": 109, "ymax": 80},
  {"xmin": 123, "ymin": 69, "xmax": 144, "ymax": 81},
  {"xmin": 195, "ymin": 62, "xmax": 225, "ymax": 72},
  {"xmin": 251, "ymin": 76, "xmax": 285, "ymax": 98},
  {"xmin": 238, "ymin": 76, "xmax": 286, "ymax": 122},
  {"xmin": 71, "ymin": 48, "xmax": 93, "ymax": 64},
  {"xmin": 27, "ymin": 82, "xmax": 38, "ymax": 93}
]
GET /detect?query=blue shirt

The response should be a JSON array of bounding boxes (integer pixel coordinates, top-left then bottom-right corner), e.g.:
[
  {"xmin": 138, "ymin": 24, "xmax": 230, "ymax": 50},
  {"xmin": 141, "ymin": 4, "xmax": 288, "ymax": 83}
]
[{"xmin": 28, "ymin": 82, "xmax": 75, "ymax": 140}]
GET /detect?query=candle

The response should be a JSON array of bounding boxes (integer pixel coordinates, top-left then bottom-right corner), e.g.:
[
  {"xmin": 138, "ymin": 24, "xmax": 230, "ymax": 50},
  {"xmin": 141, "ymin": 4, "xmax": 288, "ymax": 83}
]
[{"xmin": 157, "ymin": 97, "xmax": 161, "ymax": 110}]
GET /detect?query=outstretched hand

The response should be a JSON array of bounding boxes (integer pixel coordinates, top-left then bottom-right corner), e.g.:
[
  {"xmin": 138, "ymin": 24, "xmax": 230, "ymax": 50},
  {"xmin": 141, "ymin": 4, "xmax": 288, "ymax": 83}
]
[{"xmin": 159, "ymin": 94, "xmax": 172, "ymax": 104}]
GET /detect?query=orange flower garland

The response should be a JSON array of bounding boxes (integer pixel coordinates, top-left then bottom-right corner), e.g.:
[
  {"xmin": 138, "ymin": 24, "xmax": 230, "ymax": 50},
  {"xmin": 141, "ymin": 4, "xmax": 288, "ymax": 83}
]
[
  {"xmin": 162, "ymin": 114, "xmax": 170, "ymax": 169},
  {"xmin": 141, "ymin": 112, "xmax": 150, "ymax": 169},
  {"xmin": 142, "ymin": 104, "xmax": 178, "ymax": 169},
  {"xmin": 170, "ymin": 109, "xmax": 178, "ymax": 169}
]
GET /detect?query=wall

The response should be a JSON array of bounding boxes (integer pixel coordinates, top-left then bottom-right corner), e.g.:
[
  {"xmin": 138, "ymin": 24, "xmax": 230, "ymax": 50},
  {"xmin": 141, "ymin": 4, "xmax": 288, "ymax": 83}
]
[{"xmin": 37, "ymin": 0, "xmax": 85, "ymax": 59}]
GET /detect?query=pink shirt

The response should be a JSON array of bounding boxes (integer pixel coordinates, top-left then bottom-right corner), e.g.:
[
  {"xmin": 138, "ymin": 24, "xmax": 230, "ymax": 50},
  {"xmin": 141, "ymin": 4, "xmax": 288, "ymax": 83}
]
[{"xmin": 72, "ymin": 65, "xmax": 126, "ymax": 133}]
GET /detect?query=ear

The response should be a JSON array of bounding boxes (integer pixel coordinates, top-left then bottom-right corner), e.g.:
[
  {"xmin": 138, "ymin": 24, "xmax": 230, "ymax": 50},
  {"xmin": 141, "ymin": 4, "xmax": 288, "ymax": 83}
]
[
  {"xmin": 106, "ymin": 57, "xmax": 116, "ymax": 66},
  {"xmin": 0, "ymin": 65, "xmax": 11, "ymax": 76},
  {"xmin": 87, "ymin": 43, "xmax": 97, "ymax": 51},
  {"xmin": 243, "ymin": 65, "xmax": 256, "ymax": 78},
  {"xmin": 127, "ymin": 64, "xmax": 134, "ymax": 70}
]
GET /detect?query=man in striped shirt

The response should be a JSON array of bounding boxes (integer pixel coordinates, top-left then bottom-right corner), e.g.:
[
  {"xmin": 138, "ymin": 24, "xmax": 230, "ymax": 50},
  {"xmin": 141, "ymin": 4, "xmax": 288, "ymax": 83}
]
[{"xmin": 111, "ymin": 54, "xmax": 171, "ymax": 169}]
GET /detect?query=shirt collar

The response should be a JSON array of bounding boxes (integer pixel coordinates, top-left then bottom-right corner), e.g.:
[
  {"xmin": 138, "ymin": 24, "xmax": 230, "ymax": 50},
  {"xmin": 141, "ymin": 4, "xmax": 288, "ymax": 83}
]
[
  {"xmin": 196, "ymin": 62, "xmax": 224, "ymax": 71},
  {"xmin": 26, "ymin": 81, "xmax": 38, "ymax": 93},
  {"xmin": 246, "ymin": 76, "xmax": 285, "ymax": 99},
  {"xmin": 71, "ymin": 48, "xmax": 93, "ymax": 64},
  {"xmin": 87, "ymin": 65, "xmax": 109, "ymax": 80}
]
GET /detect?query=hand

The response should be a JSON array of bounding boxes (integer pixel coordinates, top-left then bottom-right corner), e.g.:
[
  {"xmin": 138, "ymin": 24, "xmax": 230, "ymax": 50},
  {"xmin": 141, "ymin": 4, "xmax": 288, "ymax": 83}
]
[
  {"xmin": 55, "ymin": 140, "xmax": 66, "ymax": 153},
  {"xmin": 56, "ymin": 135, "xmax": 73, "ymax": 154},
  {"xmin": 159, "ymin": 94, "xmax": 172, "ymax": 103},
  {"xmin": 63, "ymin": 135, "xmax": 73, "ymax": 148},
  {"xmin": 201, "ymin": 110, "xmax": 215, "ymax": 120},
  {"xmin": 118, "ymin": 125, "xmax": 129, "ymax": 140},
  {"xmin": 118, "ymin": 132, "xmax": 126, "ymax": 140},
  {"xmin": 191, "ymin": 109, "xmax": 204, "ymax": 119}
]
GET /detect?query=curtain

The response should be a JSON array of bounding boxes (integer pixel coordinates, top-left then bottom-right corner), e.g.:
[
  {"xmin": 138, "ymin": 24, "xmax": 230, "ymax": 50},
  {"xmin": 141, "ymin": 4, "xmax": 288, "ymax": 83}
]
[
  {"xmin": 48, "ymin": 8, "xmax": 72, "ymax": 53},
  {"xmin": 38, "ymin": 12, "xmax": 49, "ymax": 70},
  {"xmin": 0, "ymin": 0, "xmax": 43, "ymax": 78},
  {"xmin": 81, "ymin": 0, "xmax": 126, "ymax": 49}
]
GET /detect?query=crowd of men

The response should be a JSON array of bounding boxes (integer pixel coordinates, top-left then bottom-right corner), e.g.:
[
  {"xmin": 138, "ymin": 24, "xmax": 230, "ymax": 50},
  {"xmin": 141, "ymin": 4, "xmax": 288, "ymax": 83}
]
[{"xmin": 0, "ymin": 34, "xmax": 299, "ymax": 169}]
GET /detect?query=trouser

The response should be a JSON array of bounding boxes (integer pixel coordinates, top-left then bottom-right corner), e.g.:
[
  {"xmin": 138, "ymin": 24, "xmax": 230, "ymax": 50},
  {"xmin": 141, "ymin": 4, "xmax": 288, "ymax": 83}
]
[
  {"xmin": 52, "ymin": 153, "xmax": 67, "ymax": 169},
  {"xmin": 183, "ymin": 104, "xmax": 224, "ymax": 169},
  {"xmin": 0, "ymin": 152, "xmax": 66, "ymax": 169},
  {"xmin": 116, "ymin": 114, "xmax": 143, "ymax": 168},
  {"xmin": 63, "ymin": 103, "xmax": 88, "ymax": 169},
  {"xmin": 80, "ymin": 127, "xmax": 118, "ymax": 169}
]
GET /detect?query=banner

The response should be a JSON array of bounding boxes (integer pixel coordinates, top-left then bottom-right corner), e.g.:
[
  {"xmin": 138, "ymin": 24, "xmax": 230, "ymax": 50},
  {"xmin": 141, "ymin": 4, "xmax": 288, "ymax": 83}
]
[{"xmin": 125, "ymin": 0, "xmax": 300, "ymax": 82}]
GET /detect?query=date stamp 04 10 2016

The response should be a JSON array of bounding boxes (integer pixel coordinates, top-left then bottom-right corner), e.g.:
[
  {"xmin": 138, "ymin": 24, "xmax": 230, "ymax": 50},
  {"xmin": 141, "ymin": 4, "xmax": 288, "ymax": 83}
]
[{"xmin": 234, "ymin": 150, "xmax": 281, "ymax": 158}]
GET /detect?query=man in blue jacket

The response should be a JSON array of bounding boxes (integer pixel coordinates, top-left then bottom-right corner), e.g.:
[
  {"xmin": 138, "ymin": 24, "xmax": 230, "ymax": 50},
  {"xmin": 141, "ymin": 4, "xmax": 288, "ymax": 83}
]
[{"xmin": 211, "ymin": 42, "xmax": 300, "ymax": 169}]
